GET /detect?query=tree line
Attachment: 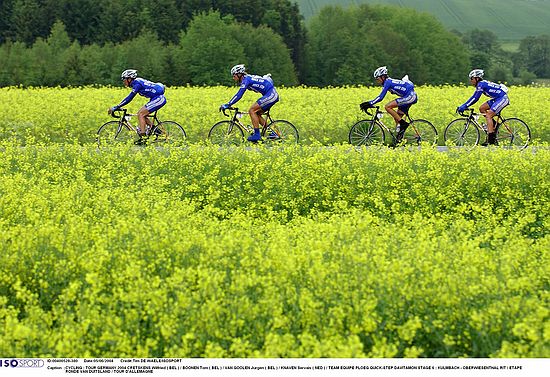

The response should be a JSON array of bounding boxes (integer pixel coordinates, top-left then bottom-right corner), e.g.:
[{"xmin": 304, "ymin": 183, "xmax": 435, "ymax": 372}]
[{"xmin": 0, "ymin": 1, "xmax": 548, "ymax": 87}]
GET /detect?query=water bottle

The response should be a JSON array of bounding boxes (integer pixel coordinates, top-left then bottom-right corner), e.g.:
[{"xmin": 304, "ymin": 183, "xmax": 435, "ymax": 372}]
[{"xmin": 481, "ymin": 123, "xmax": 488, "ymax": 132}]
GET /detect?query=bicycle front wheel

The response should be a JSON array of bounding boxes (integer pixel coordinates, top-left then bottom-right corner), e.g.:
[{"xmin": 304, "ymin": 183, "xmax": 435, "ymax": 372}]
[
  {"xmin": 496, "ymin": 118, "xmax": 531, "ymax": 150},
  {"xmin": 444, "ymin": 118, "xmax": 480, "ymax": 148},
  {"xmin": 97, "ymin": 120, "xmax": 135, "ymax": 146},
  {"xmin": 405, "ymin": 119, "xmax": 438, "ymax": 146},
  {"xmin": 264, "ymin": 120, "xmax": 299, "ymax": 144},
  {"xmin": 208, "ymin": 120, "xmax": 245, "ymax": 146},
  {"xmin": 151, "ymin": 121, "xmax": 187, "ymax": 147},
  {"xmin": 349, "ymin": 120, "xmax": 385, "ymax": 146}
]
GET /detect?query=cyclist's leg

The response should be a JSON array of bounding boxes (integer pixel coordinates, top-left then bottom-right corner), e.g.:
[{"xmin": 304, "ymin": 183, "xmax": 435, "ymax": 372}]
[
  {"xmin": 390, "ymin": 92, "xmax": 417, "ymax": 125},
  {"xmin": 487, "ymin": 96, "xmax": 510, "ymax": 129},
  {"xmin": 249, "ymin": 103, "xmax": 264, "ymax": 130},
  {"xmin": 488, "ymin": 96, "xmax": 510, "ymax": 145},
  {"xmin": 142, "ymin": 95, "xmax": 167, "ymax": 135},
  {"xmin": 247, "ymin": 103, "xmax": 264, "ymax": 142},
  {"xmin": 255, "ymin": 89, "xmax": 279, "ymax": 122},
  {"xmin": 397, "ymin": 102, "xmax": 413, "ymax": 132},
  {"xmin": 136, "ymin": 107, "xmax": 150, "ymax": 135},
  {"xmin": 393, "ymin": 94, "xmax": 417, "ymax": 142},
  {"xmin": 480, "ymin": 101, "xmax": 495, "ymax": 132},
  {"xmin": 249, "ymin": 90, "xmax": 279, "ymax": 140},
  {"xmin": 384, "ymin": 100, "xmax": 401, "ymax": 125}
]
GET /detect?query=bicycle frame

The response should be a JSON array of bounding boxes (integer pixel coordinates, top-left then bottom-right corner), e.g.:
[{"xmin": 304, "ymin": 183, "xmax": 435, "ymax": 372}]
[
  {"xmin": 222, "ymin": 107, "xmax": 274, "ymax": 135},
  {"xmin": 458, "ymin": 108, "xmax": 502, "ymax": 134},
  {"xmin": 111, "ymin": 108, "xmax": 160, "ymax": 135},
  {"xmin": 363, "ymin": 106, "xmax": 417, "ymax": 141}
]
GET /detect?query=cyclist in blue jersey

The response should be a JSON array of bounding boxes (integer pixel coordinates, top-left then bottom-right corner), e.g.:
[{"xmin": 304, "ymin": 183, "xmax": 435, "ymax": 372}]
[
  {"xmin": 457, "ymin": 69, "xmax": 509, "ymax": 146},
  {"xmin": 360, "ymin": 66, "xmax": 417, "ymax": 142},
  {"xmin": 108, "ymin": 69, "xmax": 167, "ymax": 137},
  {"xmin": 219, "ymin": 64, "xmax": 279, "ymax": 142}
]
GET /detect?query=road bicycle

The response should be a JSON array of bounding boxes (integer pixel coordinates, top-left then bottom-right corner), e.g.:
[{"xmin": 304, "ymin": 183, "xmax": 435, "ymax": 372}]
[
  {"xmin": 444, "ymin": 108, "xmax": 530, "ymax": 149},
  {"xmin": 349, "ymin": 106, "xmax": 438, "ymax": 147},
  {"xmin": 208, "ymin": 107, "xmax": 299, "ymax": 146},
  {"xmin": 97, "ymin": 108, "xmax": 187, "ymax": 147}
]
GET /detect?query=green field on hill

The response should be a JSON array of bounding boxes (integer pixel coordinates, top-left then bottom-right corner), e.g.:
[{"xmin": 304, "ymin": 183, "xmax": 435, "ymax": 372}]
[{"xmin": 297, "ymin": 0, "xmax": 550, "ymax": 42}]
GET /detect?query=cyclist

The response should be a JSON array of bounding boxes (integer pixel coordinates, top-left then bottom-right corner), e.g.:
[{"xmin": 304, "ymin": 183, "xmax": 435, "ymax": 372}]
[
  {"xmin": 108, "ymin": 69, "xmax": 166, "ymax": 137},
  {"xmin": 359, "ymin": 66, "xmax": 417, "ymax": 143},
  {"xmin": 219, "ymin": 64, "xmax": 279, "ymax": 142},
  {"xmin": 457, "ymin": 69, "xmax": 509, "ymax": 146}
]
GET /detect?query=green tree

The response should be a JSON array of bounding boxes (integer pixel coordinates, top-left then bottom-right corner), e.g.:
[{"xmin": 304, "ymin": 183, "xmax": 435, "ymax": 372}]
[
  {"xmin": 116, "ymin": 31, "xmax": 170, "ymax": 84},
  {"xmin": 175, "ymin": 0, "xmax": 306, "ymax": 80},
  {"xmin": 79, "ymin": 43, "xmax": 118, "ymax": 85},
  {"xmin": 304, "ymin": 6, "xmax": 378, "ymax": 86},
  {"xmin": 26, "ymin": 21, "xmax": 73, "ymax": 86},
  {"xmin": 10, "ymin": 0, "xmax": 51, "ymax": 45},
  {"xmin": 518, "ymin": 35, "xmax": 550, "ymax": 78},
  {"xmin": 461, "ymin": 28, "xmax": 523, "ymax": 82},
  {"xmin": 176, "ymin": 11, "xmax": 298, "ymax": 86},
  {"xmin": 232, "ymin": 23, "xmax": 298, "ymax": 86},
  {"xmin": 304, "ymin": 5, "xmax": 469, "ymax": 86},
  {"xmin": 386, "ymin": 6, "xmax": 469, "ymax": 84},
  {"xmin": 56, "ymin": 0, "xmax": 102, "ymax": 45},
  {"xmin": 0, "ymin": 41, "xmax": 32, "ymax": 85},
  {"xmin": 0, "ymin": 0, "xmax": 15, "ymax": 43},
  {"xmin": 177, "ymin": 12, "xmax": 246, "ymax": 85},
  {"xmin": 145, "ymin": 0, "xmax": 182, "ymax": 44}
]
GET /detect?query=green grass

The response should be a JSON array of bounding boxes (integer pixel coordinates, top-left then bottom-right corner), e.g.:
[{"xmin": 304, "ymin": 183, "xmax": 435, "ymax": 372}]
[
  {"xmin": 297, "ymin": 0, "xmax": 550, "ymax": 41},
  {"xmin": 500, "ymin": 40, "xmax": 520, "ymax": 52}
]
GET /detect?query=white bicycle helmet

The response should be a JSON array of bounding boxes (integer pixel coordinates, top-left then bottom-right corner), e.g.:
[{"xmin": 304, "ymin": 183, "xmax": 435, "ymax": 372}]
[
  {"xmin": 230, "ymin": 64, "xmax": 246, "ymax": 76},
  {"xmin": 469, "ymin": 69, "xmax": 484, "ymax": 79},
  {"xmin": 373, "ymin": 66, "xmax": 388, "ymax": 78},
  {"xmin": 121, "ymin": 69, "xmax": 138, "ymax": 80}
]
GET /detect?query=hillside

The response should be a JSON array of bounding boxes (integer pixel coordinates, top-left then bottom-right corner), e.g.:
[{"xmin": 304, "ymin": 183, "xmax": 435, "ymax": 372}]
[{"xmin": 296, "ymin": 0, "xmax": 550, "ymax": 41}]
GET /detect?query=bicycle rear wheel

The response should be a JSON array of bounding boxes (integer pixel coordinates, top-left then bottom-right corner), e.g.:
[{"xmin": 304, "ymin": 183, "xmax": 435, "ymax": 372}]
[
  {"xmin": 264, "ymin": 120, "xmax": 299, "ymax": 144},
  {"xmin": 97, "ymin": 121, "xmax": 136, "ymax": 146},
  {"xmin": 496, "ymin": 118, "xmax": 530, "ymax": 150},
  {"xmin": 444, "ymin": 118, "xmax": 480, "ymax": 148},
  {"xmin": 151, "ymin": 121, "xmax": 187, "ymax": 147},
  {"xmin": 349, "ymin": 119, "xmax": 385, "ymax": 146},
  {"xmin": 208, "ymin": 120, "xmax": 245, "ymax": 146},
  {"xmin": 405, "ymin": 119, "xmax": 438, "ymax": 146}
]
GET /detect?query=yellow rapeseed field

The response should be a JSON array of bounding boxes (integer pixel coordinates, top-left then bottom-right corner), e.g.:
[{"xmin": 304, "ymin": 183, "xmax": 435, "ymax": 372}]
[{"xmin": 0, "ymin": 141, "xmax": 548, "ymax": 357}]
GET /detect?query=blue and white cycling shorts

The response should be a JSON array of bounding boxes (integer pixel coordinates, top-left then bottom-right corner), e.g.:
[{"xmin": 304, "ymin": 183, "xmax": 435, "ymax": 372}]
[
  {"xmin": 257, "ymin": 89, "xmax": 279, "ymax": 111},
  {"xmin": 145, "ymin": 95, "xmax": 167, "ymax": 112},
  {"xmin": 487, "ymin": 96, "xmax": 510, "ymax": 114},
  {"xmin": 396, "ymin": 92, "xmax": 418, "ymax": 113}
]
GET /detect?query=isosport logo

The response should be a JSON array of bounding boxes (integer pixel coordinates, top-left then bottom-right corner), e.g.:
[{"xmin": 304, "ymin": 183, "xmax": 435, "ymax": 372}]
[{"xmin": 1, "ymin": 359, "xmax": 45, "ymax": 368}]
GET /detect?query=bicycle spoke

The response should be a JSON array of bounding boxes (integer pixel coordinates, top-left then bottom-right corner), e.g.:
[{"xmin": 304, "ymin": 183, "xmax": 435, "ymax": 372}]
[
  {"xmin": 496, "ymin": 118, "xmax": 531, "ymax": 150},
  {"xmin": 265, "ymin": 120, "xmax": 299, "ymax": 144},
  {"xmin": 208, "ymin": 120, "xmax": 244, "ymax": 146},
  {"xmin": 97, "ymin": 121, "xmax": 135, "ymax": 147},
  {"xmin": 404, "ymin": 120, "xmax": 438, "ymax": 146},
  {"xmin": 349, "ymin": 120, "xmax": 384, "ymax": 146},
  {"xmin": 151, "ymin": 121, "xmax": 187, "ymax": 147},
  {"xmin": 444, "ymin": 118, "xmax": 480, "ymax": 148}
]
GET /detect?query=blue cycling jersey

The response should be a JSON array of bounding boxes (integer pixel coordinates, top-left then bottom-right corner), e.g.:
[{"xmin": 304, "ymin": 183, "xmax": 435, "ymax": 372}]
[
  {"xmin": 228, "ymin": 74, "xmax": 275, "ymax": 106},
  {"xmin": 369, "ymin": 77, "xmax": 414, "ymax": 106},
  {"xmin": 116, "ymin": 78, "xmax": 165, "ymax": 109},
  {"xmin": 460, "ymin": 80, "xmax": 509, "ymax": 108}
]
